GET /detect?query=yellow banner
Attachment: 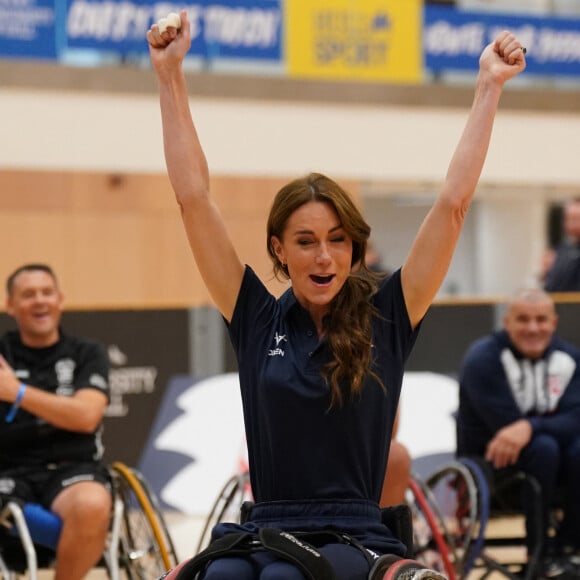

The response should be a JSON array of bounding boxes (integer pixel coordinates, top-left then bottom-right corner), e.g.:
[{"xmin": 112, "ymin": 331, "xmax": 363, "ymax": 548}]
[{"xmin": 286, "ymin": 0, "xmax": 422, "ymax": 83}]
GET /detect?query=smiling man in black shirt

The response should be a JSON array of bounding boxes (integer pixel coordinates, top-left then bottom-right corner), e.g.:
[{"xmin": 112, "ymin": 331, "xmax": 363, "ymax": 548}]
[{"xmin": 0, "ymin": 264, "xmax": 111, "ymax": 580}]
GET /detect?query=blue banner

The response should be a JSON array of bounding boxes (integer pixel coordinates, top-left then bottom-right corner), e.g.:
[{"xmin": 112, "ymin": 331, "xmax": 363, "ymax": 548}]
[
  {"xmin": 425, "ymin": 5, "xmax": 580, "ymax": 78},
  {"xmin": 65, "ymin": 0, "xmax": 282, "ymax": 61},
  {"xmin": 0, "ymin": 0, "xmax": 57, "ymax": 59}
]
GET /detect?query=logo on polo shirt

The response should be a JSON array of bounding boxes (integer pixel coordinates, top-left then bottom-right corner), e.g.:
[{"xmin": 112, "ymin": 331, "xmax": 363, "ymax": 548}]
[{"xmin": 268, "ymin": 332, "xmax": 287, "ymax": 357}]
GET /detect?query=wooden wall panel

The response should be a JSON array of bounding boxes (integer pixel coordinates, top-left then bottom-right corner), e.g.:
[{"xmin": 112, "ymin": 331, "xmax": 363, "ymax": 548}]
[{"xmin": 0, "ymin": 170, "xmax": 360, "ymax": 309}]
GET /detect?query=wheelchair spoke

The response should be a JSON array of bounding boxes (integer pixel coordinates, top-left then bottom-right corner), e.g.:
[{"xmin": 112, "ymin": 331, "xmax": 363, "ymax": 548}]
[
  {"xmin": 424, "ymin": 461, "xmax": 480, "ymax": 579},
  {"xmin": 407, "ymin": 475, "xmax": 457, "ymax": 580},
  {"xmin": 111, "ymin": 462, "xmax": 178, "ymax": 579},
  {"xmin": 196, "ymin": 471, "xmax": 252, "ymax": 554}
]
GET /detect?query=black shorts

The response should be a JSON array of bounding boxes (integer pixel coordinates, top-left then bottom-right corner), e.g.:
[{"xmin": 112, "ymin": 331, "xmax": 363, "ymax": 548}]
[{"xmin": 0, "ymin": 462, "xmax": 111, "ymax": 509}]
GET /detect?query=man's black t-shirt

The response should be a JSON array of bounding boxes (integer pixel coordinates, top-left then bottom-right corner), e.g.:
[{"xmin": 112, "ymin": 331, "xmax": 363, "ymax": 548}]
[{"xmin": 0, "ymin": 330, "xmax": 110, "ymax": 467}]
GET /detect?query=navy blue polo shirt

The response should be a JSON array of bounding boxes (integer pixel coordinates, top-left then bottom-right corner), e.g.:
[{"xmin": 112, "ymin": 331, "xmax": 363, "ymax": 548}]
[{"xmin": 227, "ymin": 266, "xmax": 420, "ymax": 504}]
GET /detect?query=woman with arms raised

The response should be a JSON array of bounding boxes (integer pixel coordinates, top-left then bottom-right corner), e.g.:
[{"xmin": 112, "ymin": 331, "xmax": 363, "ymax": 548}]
[{"xmin": 148, "ymin": 15, "xmax": 526, "ymax": 580}]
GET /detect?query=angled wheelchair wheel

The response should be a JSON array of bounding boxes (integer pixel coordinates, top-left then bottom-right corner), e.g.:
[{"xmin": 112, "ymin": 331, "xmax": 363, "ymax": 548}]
[
  {"xmin": 128, "ymin": 466, "xmax": 179, "ymax": 564},
  {"xmin": 456, "ymin": 462, "xmax": 542, "ymax": 580},
  {"xmin": 424, "ymin": 460, "xmax": 480, "ymax": 579},
  {"xmin": 195, "ymin": 470, "xmax": 252, "ymax": 554},
  {"xmin": 407, "ymin": 475, "xmax": 456, "ymax": 580},
  {"xmin": 110, "ymin": 462, "xmax": 179, "ymax": 579},
  {"xmin": 455, "ymin": 457, "xmax": 490, "ymax": 576}
]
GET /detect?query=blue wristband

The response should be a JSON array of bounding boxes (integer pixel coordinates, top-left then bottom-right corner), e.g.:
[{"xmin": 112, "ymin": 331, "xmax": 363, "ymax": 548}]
[{"xmin": 5, "ymin": 383, "xmax": 27, "ymax": 423}]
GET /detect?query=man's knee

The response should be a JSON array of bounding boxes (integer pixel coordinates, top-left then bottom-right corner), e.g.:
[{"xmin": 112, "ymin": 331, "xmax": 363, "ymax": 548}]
[
  {"xmin": 52, "ymin": 482, "xmax": 111, "ymax": 529},
  {"xmin": 382, "ymin": 441, "xmax": 412, "ymax": 506},
  {"xmin": 388, "ymin": 441, "xmax": 412, "ymax": 473}
]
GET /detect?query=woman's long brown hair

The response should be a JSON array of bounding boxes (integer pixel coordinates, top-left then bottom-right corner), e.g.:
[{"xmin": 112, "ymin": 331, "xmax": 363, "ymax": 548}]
[{"xmin": 267, "ymin": 173, "xmax": 385, "ymax": 406}]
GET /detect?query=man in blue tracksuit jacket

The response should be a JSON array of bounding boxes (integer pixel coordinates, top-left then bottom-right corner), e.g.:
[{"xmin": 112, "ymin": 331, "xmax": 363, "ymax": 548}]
[{"xmin": 457, "ymin": 288, "xmax": 580, "ymax": 579}]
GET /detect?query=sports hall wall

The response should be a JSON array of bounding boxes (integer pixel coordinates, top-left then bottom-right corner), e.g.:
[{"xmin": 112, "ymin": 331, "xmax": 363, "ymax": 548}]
[
  {"xmin": 0, "ymin": 169, "xmax": 313, "ymax": 307},
  {"xmin": 2, "ymin": 55, "xmax": 580, "ymax": 300}
]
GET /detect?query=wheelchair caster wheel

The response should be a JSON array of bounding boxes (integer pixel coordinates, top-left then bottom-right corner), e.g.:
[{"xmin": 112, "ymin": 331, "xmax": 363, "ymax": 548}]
[{"xmin": 371, "ymin": 557, "xmax": 448, "ymax": 580}]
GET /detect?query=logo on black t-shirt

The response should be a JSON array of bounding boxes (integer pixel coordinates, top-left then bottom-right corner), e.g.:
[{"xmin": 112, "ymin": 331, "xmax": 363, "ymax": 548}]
[{"xmin": 55, "ymin": 358, "xmax": 75, "ymax": 385}]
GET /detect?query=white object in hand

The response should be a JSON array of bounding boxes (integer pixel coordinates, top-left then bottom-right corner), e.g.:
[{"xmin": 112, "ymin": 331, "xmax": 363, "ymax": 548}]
[{"xmin": 158, "ymin": 12, "xmax": 181, "ymax": 34}]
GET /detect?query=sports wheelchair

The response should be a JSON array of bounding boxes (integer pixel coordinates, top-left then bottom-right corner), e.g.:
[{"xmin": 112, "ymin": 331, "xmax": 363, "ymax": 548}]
[
  {"xmin": 418, "ymin": 456, "xmax": 549, "ymax": 580},
  {"xmin": 454, "ymin": 459, "xmax": 544, "ymax": 580},
  {"xmin": 409, "ymin": 457, "xmax": 486, "ymax": 580},
  {"xmin": 191, "ymin": 470, "xmax": 449, "ymax": 580},
  {"xmin": 0, "ymin": 461, "xmax": 179, "ymax": 579}
]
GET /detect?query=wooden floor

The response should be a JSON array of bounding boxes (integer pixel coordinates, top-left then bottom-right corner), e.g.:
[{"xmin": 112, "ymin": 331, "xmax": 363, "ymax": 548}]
[{"xmin": 465, "ymin": 515, "xmax": 529, "ymax": 579}]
